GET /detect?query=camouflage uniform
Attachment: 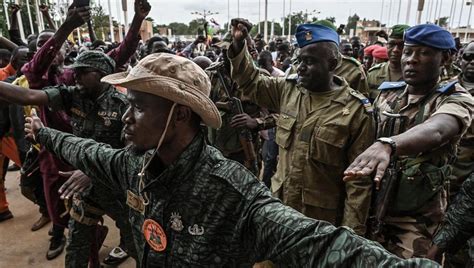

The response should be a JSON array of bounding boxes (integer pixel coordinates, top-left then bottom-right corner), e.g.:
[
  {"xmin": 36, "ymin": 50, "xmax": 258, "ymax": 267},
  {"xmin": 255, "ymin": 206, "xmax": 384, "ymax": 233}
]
[
  {"xmin": 35, "ymin": 127, "xmax": 440, "ymax": 267},
  {"xmin": 367, "ymin": 62, "xmax": 403, "ymax": 100},
  {"xmin": 229, "ymin": 42, "xmax": 374, "ymax": 235},
  {"xmin": 443, "ymin": 77, "xmax": 474, "ymax": 267},
  {"xmin": 433, "ymin": 173, "xmax": 474, "ymax": 267},
  {"xmin": 207, "ymin": 67, "xmax": 276, "ymax": 174},
  {"xmin": 373, "ymin": 80, "xmax": 474, "ymax": 258},
  {"xmin": 42, "ymin": 84, "xmax": 136, "ymax": 267}
]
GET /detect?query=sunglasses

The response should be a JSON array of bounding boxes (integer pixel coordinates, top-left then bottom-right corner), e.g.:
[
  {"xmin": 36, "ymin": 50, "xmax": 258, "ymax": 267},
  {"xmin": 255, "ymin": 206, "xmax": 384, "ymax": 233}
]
[{"xmin": 463, "ymin": 53, "xmax": 474, "ymax": 61}]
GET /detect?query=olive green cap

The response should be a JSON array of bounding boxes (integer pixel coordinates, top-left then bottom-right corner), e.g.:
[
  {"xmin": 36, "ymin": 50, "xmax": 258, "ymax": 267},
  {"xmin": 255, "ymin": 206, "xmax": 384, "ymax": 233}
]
[
  {"xmin": 389, "ymin": 24, "xmax": 410, "ymax": 39},
  {"xmin": 69, "ymin": 50, "xmax": 116, "ymax": 75}
]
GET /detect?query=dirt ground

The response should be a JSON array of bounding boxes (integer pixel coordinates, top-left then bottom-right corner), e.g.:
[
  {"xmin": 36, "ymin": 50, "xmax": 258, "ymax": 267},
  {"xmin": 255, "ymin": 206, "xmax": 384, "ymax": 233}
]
[{"xmin": 0, "ymin": 168, "xmax": 135, "ymax": 267}]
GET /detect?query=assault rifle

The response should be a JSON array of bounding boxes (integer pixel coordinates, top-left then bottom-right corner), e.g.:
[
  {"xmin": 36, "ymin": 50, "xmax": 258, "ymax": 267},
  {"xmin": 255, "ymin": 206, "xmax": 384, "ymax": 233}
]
[{"xmin": 207, "ymin": 62, "xmax": 259, "ymax": 175}]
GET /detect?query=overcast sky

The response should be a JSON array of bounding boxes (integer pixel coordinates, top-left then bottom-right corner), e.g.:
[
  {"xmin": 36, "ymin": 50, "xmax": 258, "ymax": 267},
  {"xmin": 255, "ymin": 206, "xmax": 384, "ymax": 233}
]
[{"xmin": 103, "ymin": 0, "xmax": 473, "ymax": 29}]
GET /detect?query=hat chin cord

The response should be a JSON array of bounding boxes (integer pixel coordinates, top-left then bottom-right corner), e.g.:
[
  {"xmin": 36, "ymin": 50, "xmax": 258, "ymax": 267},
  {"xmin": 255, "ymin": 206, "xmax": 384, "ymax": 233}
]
[{"xmin": 138, "ymin": 102, "xmax": 178, "ymax": 206}]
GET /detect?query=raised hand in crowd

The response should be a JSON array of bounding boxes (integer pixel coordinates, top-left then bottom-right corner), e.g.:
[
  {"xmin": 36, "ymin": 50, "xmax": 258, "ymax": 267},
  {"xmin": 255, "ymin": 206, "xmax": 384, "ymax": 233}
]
[
  {"xmin": 231, "ymin": 18, "xmax": 252, "ymax": 52},
  {"xmin": 134, "ymin": 0, "xmax": 151, "ymax": 21},
  {"xmin": 39, "ymin": 3, "xmax": 49, "ymax": 13},
  {"xmin": 8, "ymin": 3, "xmax": 21, "ymax": 14},
  {"xmin": 63, "ymin": 4, "xmax": 91, "ymax": 30}
]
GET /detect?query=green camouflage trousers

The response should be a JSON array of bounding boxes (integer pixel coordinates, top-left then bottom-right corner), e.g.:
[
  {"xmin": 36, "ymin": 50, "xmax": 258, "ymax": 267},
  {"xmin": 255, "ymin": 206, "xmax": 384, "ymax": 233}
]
[{"xmin": 65, "ymin": 182, "xmax": 136, "ymax": 268}]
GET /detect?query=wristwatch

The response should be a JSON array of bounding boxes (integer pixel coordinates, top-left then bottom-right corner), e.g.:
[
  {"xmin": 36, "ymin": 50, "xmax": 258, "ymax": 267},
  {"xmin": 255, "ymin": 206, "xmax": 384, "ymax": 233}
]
[{"xmin": 376, "ymin": 137, "xmax": 397, "ymax": 156}]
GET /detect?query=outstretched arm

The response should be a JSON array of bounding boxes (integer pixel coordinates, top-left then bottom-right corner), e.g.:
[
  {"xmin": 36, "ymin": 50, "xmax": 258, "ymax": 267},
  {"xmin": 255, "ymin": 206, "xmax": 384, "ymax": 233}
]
[{"xmin": 0, "ymin": 81, "xmax": 49, "ymax": 105}]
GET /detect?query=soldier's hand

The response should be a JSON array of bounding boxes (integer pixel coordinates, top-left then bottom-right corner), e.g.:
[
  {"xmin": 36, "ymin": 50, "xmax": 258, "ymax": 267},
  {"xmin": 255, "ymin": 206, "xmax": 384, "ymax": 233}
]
[
  {"xmin": 426, "ymin": 244, "xmax": 443, "ymax": 264},
  {"xmin": 58, "ymin": 170, "xmax": 91, "ymax": 199},
  {"xmin": 230, "ymin": 113, "xmax": 258, "ymax": 129},
  {"xmin": 343, "ymin": 141, "xmax": 392, "ymax": 189},
  {"xmin": 24, "ymin": 108, "xmax": 44, "ymax": 143},
  {"xmin": 231, "ymin": 18, "xmax": 251, "ymax": 52},
  {"xmin": 134, "ymin": 0, "xmax": 151, "ymax": 20},
  {"xmin": 8, "ymin": 4, "xmax": 21, "ymax": 14},
  {"xmin": 64, "ymin": 4, "xmax": 90, "ymax": 29}
]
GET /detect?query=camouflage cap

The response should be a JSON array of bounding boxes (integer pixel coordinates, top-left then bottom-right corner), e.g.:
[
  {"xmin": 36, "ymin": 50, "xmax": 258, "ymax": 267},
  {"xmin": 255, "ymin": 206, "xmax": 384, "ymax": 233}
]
[
  {"xmin": 69, "ymin": 50, "xmax": 116, "ymax": 75},
  {"xmin": 389, "ymin": 24, "xmax": 410, "ymax": 39},
  {"xmin": 314, "ymin": 20, "xmax": 337, "ymax": 31}
]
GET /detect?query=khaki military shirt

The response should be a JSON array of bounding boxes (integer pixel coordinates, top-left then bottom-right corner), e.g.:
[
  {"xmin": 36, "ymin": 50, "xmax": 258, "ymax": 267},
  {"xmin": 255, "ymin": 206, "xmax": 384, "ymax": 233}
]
[
  {"xmin": 375, "ymin": 81, "xmax": 474, "ymax": 222},
  {"xmin": 229, "ymin": 43, "xmax": 375, "ymax": 235},
  {"xmin": 367, "ymin": 62, "xmax": 403, "ymax": 100},
  {"xmin": 335, "ymin": 55, "xmax": 370, "ymax": 97}
]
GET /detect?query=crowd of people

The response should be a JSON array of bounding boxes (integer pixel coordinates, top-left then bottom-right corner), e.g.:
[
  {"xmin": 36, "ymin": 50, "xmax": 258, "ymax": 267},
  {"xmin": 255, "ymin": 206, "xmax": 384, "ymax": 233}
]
[{"xmin": 0, "ymin": 1, "xmax": 473, "ymax": 267}]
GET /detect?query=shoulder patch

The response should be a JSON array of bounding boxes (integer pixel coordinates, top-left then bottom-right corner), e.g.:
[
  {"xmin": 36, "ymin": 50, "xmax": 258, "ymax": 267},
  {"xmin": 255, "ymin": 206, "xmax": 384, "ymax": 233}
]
[
  {"xmin": 349, "ymin": 89, "xmax": 374, "ymax": 113},
  {"xmin": 368, "ymin": 63, "xmax": 384, "ymax": 73},
  {"xmin": 342, "ymin": 55, "xmax": 362, "ymax": 66},
  {"xmin": 378, "ymin": 81, "xmax": 407, "ymax": 91},
  {"xmin": 436, "ymin": 80, "xmax": 457, "ymax": 93}
]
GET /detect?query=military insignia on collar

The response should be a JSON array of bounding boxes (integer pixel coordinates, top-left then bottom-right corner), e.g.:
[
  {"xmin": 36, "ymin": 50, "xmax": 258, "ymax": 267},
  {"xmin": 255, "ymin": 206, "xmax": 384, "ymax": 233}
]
[
  {"xmin": 305, "ymin": 31, "xmax": 313, "ymax": 41},
  {"xmin": 143, "ymin": 219, "xmax": 167, "ymax": 252},
  {"xmin": 342, "ymin": 108, "xmax": 350, "ymax": 115},
  {"xmin": 170, "ymin": 212, "xmax": 184, "ymax": 232},
  {"xmin": 188, "ymin": 224, "xmax": 205, "ymax": 236}
]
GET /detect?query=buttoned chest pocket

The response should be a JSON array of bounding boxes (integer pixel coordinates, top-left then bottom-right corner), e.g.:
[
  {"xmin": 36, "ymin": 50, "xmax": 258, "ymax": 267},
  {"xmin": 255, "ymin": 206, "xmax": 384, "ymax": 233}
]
[
  {"xmin": 275, "ymin": 114, "xmax": 296, "ymax": 149},
  {"xmin": 310, "ymin": 125, "xmax": 348, "ymax": 167},
  {"xmin": 170, "ymin": 235, "xmax": 227, "ymax": 267}
]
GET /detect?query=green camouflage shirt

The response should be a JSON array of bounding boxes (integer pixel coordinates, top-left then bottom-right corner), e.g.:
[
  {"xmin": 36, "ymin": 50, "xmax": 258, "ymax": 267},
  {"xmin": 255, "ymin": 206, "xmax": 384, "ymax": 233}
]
[
  {"xmin": 43, "ymin": 84, "xmax": 128, "ymax": 148},
  {"xmin": 36, "ymin": 127, "xmax": 439, "ymax": 267},
  {"xmin": 433, "ymin": 173, "xmax": 474, "ymax": 253}
]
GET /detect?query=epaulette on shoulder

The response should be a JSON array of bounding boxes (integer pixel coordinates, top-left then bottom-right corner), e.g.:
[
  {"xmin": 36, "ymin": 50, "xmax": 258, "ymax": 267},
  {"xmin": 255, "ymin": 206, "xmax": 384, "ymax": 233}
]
[
  {"xmin": 285, "ymin": 73, "xmax": 298, "ymax": 82},
  {"xmin": 349, "ymin": 89, "xmax": 374, "ymax": 113},
  {"xmin": 436, "ymin": 80, "xmax": 457, "ymax": 94},
  {"xmin": 378, "ymin": 81, "xmax": 407, "ymax": 91},
  {"xmin": 342, "ymin": 55, "xmax": 362, "ymax": 66},
  {"xmin": 368, "ymin": 63, "xmax": 384, "ymax": 73}
]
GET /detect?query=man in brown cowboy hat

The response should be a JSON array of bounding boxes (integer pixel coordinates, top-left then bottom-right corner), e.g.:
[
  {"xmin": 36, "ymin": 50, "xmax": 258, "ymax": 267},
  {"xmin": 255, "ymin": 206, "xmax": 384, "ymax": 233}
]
[{"xmin": 25, "ymin": 53, "xmax": 437, "ymax": 266}]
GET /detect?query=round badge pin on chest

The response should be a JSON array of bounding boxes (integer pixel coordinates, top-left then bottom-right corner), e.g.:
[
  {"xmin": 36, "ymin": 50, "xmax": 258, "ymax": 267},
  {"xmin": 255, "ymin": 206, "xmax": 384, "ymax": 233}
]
[{"xmin": 143, "ymin": 219, "xmax": 167, "ymax": 252}]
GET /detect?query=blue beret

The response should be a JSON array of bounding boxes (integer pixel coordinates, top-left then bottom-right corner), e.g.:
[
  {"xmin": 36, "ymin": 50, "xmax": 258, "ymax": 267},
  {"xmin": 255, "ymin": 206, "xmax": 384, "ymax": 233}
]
[
  {"xmin": 296, "ymin": 24, "xmax": 339, "ymax": 48},
  {"xmin": 404, "ymin": 24, "xmax": 455, "ymax": 50}
]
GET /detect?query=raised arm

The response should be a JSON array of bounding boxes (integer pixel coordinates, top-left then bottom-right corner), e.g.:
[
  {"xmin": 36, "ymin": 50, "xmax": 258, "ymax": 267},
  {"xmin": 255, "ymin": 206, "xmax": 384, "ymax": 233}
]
[
  {"xmin": 228, "ymin": 19, "xmax": 286, "ymax": 112},
  {"xmin": 107, "ymin": 0, "xmax": 150, "ymax": 69},
  {"xmin": 39, "ymin": 4, "xmax": 57, "ymax": 30},
  {"xmin": 0, "ymin": 37, "xmax": 18, "ymax": 51},
  {"xmin": 8, "ymin": 4, "xmax": 27, "ymax": 46},
  {"xmin": 0, "ymin": 81, "xmax": 49, "ymax": 105},
  {"xmin": 21, "ymin": 5, "xmax": 90, "ymax": 86}
]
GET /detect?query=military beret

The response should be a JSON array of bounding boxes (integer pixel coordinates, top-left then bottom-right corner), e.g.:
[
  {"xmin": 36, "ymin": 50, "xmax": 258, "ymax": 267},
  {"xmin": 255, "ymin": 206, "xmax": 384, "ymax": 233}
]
[
  {"xmin": 314, "ymin": 20, "xmax": 337, "ymax": 31},
  {"xmin": 404, "ymin": 24, "xmax": 455, "ymax": 50},
  {"xmin": 372, "ymin": 46, "xmax": 388, "ymax": 60},
  {"xmin": 69, "ymin": 50, "xmax": 116, "ymax": 75},
  {"xmin": 389, "ymin": 24, "xmax": 410, "ymax": 39},
  {"xmin": 364, "ymin": 45, "xmax": 379, "ymax": 56},
  {"xmin": 296, "ymin": 24, "xmax": 339, "ymax": 48}
]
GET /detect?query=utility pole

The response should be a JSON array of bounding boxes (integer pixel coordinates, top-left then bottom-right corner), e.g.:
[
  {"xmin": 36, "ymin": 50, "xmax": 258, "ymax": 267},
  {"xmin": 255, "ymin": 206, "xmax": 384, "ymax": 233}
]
[
  {"xmin": 437, "ymin": 0, "xmax": 443, "ymax": 25},
  {"xmin": 116, "ymin": 0, "xmax": 123, "ymax": 42},
  {"xmin": 26, "ymin": 0, "xmax": 34, "ymax": 34},
  {"xmin": 417, "ymin": 0, "xmax": 425, "ymax": 25},
  {"xmin": 388, "ymin": 0, "xmax": 393, "ymax": 26},
  {"xmin": 14, "ymin": 0, "xmax": 25, "ymax": 41},
  {"xmin": 287, "ymin": 0, "xmax": 292, "ymax": 40},
  {"xmin": 380, "ymin": 0, "xmax": 385, "ymax": 25},
  {"xmin": 258, "ymin": 0, "xmax": 261, "ymax": 33},
  {"xmin": 282, "ymin": 0, "xmax": 285, "ymax": 37},
  {"xmin": 396, "ymin": 0, "xmax": 402, "ymax": 23},
  {"xmin": 433, "ymin": 0, "xmax": 439, "ymax": 23},
  {"xmin": 458, "ymin": 0, "xmax": 465, "ymax": 28},
  {"xmin": 465, "ymin": 0, "xmax": 473, "ymax": 42},
  {"xmin": 449, "ymin": 0, "xmax": 458, "ymax": 28},
  {"xmin": 191, "ymin": 10, "xmax": 219, "ymax": 37},
  {"xmin": 264, "ymin": 0, "xmax": 268, "ymax": 42},
  {"xmin": 406, "ymin": 0, "xmax": 412, "ymax": 24},
  {"xmin": 107, "ymin": 0, "xmax": 114, "ymax": 42},
  {"xmin": 122, "ymin": 0, "xmax": 129, "ymax": 33}
]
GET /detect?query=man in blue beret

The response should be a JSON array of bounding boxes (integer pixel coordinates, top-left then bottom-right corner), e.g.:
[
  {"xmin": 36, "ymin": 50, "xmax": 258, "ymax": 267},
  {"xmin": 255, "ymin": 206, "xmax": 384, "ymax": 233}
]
[
  {"xmin": 229, "ymin": 19, "xmax": 375, "ymax": 238},
  {"xmin": 344, "ymin": 24, "xmax": 474, "ymax": 259}
]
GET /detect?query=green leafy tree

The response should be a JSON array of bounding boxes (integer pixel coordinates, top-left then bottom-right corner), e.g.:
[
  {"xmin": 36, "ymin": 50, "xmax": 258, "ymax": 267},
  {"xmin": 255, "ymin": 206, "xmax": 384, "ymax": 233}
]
[
  {"xmin": 435, "ymin": 16, "xmax": 449, "ymax": 27},
  {"xmin": 346, "ymin": 13, "xmax": 360, "ymax": 34},
  {"xmin": 188, "ymin": 18, "xmax": 207, "ymax": 36},
  {"xmin": 168, "ymin": 22, "xmax": 188, "ymax": 35},
  {"xmin": 250, "ymin": 21, "xmax": 282, "ymax": 36},
  {"xmin": 325, "ymin": 16, "xmax": 336, "ymax": 24},
  {"xmin": 91, "ymin": 4, "xmax": 111, "ymax": 41}
]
